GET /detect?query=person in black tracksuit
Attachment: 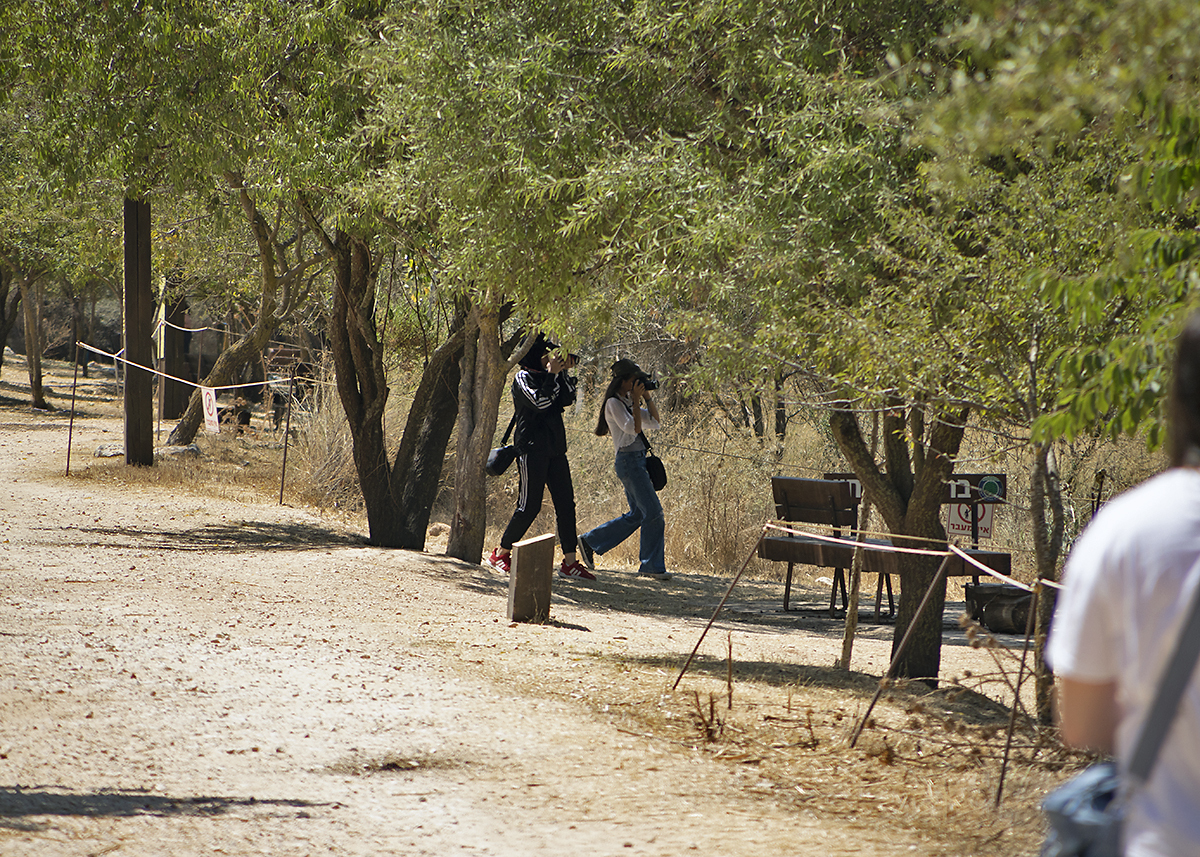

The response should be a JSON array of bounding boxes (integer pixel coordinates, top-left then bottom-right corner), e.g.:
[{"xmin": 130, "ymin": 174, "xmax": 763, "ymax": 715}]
[{"xmin": 485, "ymin": 334, "xmax": 593, "ymax": 580}]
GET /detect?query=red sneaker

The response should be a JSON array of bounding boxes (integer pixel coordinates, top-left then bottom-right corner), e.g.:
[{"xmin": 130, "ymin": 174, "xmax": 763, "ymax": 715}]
[
  {"xmin": 485, "ymin": 549, "xmax": 511, "ymax": 573},
  {"xmin": 559, "ymin": 560, "xmax": 596, "ymax": 581}
]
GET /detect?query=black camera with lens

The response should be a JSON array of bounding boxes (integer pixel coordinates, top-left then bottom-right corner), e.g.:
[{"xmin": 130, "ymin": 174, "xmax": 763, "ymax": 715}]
[{"xmin": 636, "ymin": 372, "xmax": 659, "ymax": 392}]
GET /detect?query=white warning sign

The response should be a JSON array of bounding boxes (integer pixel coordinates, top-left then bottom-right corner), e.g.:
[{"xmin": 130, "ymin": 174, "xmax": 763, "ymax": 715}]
[
  {"xmin": 948, "ymin": 502, "xmax": 993, "ymax": 540},
  {"xmin": 201, "ymin": 386, "xmax": 221, "ymax": 433}
]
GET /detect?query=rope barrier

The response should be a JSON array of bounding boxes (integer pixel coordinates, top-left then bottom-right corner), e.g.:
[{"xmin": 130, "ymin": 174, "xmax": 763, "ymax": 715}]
[
  {"xmin": 949, "ymin": 544, "xmax": 1064, "ymax": 592},
  {"xmin": 759, "ymin": 521, "xmax": 1063, "ymax": 592},
  {"xmin": 159, "ymin": 318, "xmax": 211, "ymax": 334},
  {"xmin": 764, "ymin": 521, "xmax": 952, "ymax": 556},
  {"xmin": 76, "ymin": 341, "xmax": 331, "ymax": 393},
  {"xmin": 157, "ymin": 319, "xmax": 317, "ymax": 354}
]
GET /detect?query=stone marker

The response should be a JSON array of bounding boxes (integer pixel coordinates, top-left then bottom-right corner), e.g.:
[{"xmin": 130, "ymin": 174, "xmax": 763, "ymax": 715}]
[{"xmin": 507, "ymin": 533, "xmax": 555, "ymax": 623}]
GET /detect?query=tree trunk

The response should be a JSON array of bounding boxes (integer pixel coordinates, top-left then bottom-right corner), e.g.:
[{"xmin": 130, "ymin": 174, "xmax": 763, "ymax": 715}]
[
  {"xmin": 18, "ymin": 275, "xmax": 48, "ymax": 410},
  {"xmin": 774, "ymin": 370, "xmax": 787, "ymax": 441},
  {"xmin": 330, "ymin": 231, "xmax": 390, "ymax": 541},
  {"xmin": 326, "ymin": 231, "xmax": 468, "ymax": 548},
  {"xmin": 829, "ymin": 403, "xmax": 968, "ymax": 685},
  {"xmin": 327, "ymin": 230, "xmax": 395, "ymax": 542},
  {"xmin": 0, "ymin": 269, "xmax": 24, "ymax": 376},
  {"xmin": 446, "ymin": 305, "xmax": 511, "ymax": 564},
  {"xmin": 160, "ymin": 290, "xmax": 190, "ymax": 419},
  {"xmin": 750, "ymin": 393, "xmax": 764, "ymax": 438},
  {"xmin": 391, "ymin": 318, "xmax": 466, "ymax": 543},
  {"xmin": 1030, "ymin": 441, "xmax": 1065, "ymax": 725},
  {"xmin": 70, "ymin": 295, "xmax": 87, "ymax": 378}
]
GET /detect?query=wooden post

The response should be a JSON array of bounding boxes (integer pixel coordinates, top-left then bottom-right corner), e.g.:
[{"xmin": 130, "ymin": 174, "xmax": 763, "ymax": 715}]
[
  {"xmin": 123, "ymin": 196, "xmax": 154, "ymax": 466},
  {"xmin": 507, "ymin": 533, "xmax": 555, "ymax": 623}
]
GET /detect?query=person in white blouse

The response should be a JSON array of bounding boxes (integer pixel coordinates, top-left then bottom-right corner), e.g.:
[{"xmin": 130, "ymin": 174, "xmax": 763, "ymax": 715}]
[{"xmin": 576, "ymin": 359, "xmax": 671, "ymax": 581}]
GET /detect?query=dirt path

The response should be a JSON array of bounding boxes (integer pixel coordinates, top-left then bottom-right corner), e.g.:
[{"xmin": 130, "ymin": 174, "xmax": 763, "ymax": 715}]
[{"xmin": 0, "ymin": 369, "xmax": 1055, "ymax": 856}]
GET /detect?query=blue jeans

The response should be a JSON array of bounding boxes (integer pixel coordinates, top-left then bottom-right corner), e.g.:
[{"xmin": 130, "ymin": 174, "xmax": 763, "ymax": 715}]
[{"xmin": 582, "ymin": 448, "xmax": 666, "ymax": 575}]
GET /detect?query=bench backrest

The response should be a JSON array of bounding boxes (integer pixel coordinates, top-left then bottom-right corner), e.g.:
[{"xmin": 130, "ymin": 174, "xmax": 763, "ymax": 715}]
[{"xmin": 770, "ymin": 477, "xmax": 858, "ymax": 530}]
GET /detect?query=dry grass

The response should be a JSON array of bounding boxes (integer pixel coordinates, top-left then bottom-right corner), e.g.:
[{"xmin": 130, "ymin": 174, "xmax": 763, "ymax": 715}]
[
  {"xmin": 460, "ymin": 599, "xmax": 1085, "ymax": 857},
  {"xmin": 624, "ymin": 684, "xmax": 1068, "ymax": 856}
]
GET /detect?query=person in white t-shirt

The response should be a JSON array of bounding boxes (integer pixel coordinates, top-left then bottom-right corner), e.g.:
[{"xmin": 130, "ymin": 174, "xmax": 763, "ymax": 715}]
[
  {"xmin": 1047, "ymin": 312, "xmax": 1200, "ymax": 856},
  {"xmin": 576, "ymin": 359, "xmax": 671, "ymax": 580}
]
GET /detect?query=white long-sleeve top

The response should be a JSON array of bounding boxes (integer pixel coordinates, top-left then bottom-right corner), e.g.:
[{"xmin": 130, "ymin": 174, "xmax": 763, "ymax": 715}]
[{"xmin": 604, "ymin": 393, "xmax": 660, "ymax": 453}]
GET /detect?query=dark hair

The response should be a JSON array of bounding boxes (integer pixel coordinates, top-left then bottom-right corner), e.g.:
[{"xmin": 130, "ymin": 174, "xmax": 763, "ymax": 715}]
[
  {"xmin": 1168, "ymin": 312, "xmax": 1200, "ymax": 467},
  {"xmin": 594, "ymin": 360, "xmax": 641, "ymax": 436}
]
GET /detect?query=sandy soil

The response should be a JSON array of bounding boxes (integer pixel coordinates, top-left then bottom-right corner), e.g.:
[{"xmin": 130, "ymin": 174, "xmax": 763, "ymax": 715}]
[{"xmin": 0, "ymin": 361, "xmax": 1063, "ymax": 856}]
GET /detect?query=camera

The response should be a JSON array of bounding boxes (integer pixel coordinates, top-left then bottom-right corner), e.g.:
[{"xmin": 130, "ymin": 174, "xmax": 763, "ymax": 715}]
[{"xmin": 636, "ymin": 372, "xmax": 658, "ymax": 392}]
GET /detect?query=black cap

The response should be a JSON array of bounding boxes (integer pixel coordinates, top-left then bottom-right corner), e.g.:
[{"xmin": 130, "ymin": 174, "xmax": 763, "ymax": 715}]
[{"xmin": 611, "ymin": 358, "xmax": 642, "ymax": 379}]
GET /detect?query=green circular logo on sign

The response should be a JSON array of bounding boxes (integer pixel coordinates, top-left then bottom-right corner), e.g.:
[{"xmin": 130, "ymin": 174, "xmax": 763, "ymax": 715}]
[{"xmin": 979, "ymin": 475, "xmax": 1003, "ymax": 502}]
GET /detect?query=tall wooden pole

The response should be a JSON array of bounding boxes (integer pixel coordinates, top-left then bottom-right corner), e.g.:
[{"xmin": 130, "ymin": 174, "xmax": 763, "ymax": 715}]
[{"xmin": 124, "ymin": 197, "xmax": 154, "ymax": 466}]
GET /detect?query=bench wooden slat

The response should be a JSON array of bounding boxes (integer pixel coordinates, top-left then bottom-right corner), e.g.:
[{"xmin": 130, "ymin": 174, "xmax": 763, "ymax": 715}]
[
  {"xmin": 770, "ymin": 477, "xmax": 858, "ymax": 529},
  {"xmin": 759, "ymin": 535, "xmax": 1010, "ymax": 579}
]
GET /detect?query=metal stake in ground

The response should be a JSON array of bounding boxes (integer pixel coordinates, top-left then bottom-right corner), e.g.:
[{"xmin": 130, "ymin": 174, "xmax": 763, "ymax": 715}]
[
  {"xmin": 995, "ymin": 580, "xmax": 1041, "ymax": 808},
  {"xmin": 849, "ymin": 552, "xmax": 953, "ymax": 748},
  {"xmin": 66, "ymin": 348, "xmax": 82, "ymax": 476},
  {"xmin": 278, "ymin": 366, "xmax": 296, "ymax": 505},
  {"xmin": 673, "ymin": 528, "xmax": 767, "ymax": 691}
]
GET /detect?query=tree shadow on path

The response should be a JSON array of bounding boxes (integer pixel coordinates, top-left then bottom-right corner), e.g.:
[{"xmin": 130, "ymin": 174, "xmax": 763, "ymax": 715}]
[
  {"xmin": 0, "ymin": 786, "xmax": 327, "ymax": 832},
  {"xmin": 67, "ymin": 520, "xmax": 365, "ymax": 552}
]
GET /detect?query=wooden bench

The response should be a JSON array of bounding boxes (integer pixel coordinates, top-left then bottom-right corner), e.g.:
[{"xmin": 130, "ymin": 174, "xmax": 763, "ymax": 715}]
[{"xmin": 758, "ymin": 475, "xmax": 1013, "ymax": 619}]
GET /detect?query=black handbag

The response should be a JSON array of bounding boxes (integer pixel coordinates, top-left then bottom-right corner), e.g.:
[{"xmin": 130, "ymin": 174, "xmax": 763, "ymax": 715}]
[
  {"xmin": 486, "ymin": 414, "xmax": 518, "ymax": 477},
  {"xmin": 620, "ymin": 398, "xmax": 667, "ymax": 491},
  {"xmin": 1041, "ymin": 559, "xmax": 1200, "ymax": 857},
  {"xmin": 645, "ymin": 451, "xmax": 667, "ymax": 491},
  {"xmin": 638, "ymin": 431, "xmax": 667, "ymax": 492}
]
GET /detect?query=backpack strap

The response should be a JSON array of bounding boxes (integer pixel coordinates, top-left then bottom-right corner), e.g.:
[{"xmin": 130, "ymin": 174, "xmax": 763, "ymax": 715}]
[
  {"xmin": 1128, "ymin": 557, "xmax": 1200, "ymax": 785},
  {"xmin": 618, "ymin": 398, "xmax": 653, "ymax": 452}
]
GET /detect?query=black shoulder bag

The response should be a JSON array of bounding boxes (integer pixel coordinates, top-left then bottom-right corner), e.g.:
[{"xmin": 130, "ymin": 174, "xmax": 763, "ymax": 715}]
[
  {"xmin": 486, "ymin": 413, "xmax": 518, "ymax": 476},
  {"xmin": 639, "ymin": 431, "xmax": 667, "ymax": 492},
  {"xmin": 618, "ymin": 398, "xmax": 666, "ymax": 491}
]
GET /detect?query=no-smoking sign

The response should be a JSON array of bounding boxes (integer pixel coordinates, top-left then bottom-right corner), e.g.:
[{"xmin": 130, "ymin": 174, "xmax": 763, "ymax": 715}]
[{"xmin": 201, "ymin": 386, "xmax": 221, "ymax": 433}]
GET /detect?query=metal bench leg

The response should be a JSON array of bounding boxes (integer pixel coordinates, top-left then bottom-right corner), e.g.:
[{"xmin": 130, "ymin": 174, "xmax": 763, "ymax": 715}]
[
  {"xmin": 876, "ymin": 573, "xmax": 894, "ymax": 619},
  {"xmin": 831, "ymin": 568, "xmax": 847, "ymax": 616},
  {"xmin": 783, "ymin": 562, "xmax": 794, "ymax": 612}
]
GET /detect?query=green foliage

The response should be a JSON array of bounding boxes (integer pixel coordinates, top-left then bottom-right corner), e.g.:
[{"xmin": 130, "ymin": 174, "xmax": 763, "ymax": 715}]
[
  {"xmin": 926, "ymin": 0, "xmax": 1200, "ymax": 447},
  {"xmin": 4, "ymin": 0, "xmax": 370, "ymax": 205}
]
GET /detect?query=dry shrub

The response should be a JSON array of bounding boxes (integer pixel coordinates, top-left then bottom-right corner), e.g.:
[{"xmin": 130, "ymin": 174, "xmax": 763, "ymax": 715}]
[
  {"xmin": 72, "ymin": 426, "xmax": 287, "ymax": 506},
  {"xmin": 286, "ymin": 364, "xmax": 361, "ymax": 511}
]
